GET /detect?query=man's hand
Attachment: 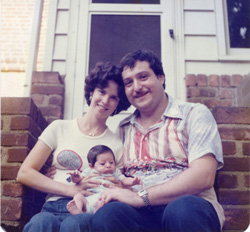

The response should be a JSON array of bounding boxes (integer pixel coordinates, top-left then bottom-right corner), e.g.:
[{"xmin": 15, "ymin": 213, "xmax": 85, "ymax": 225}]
[{"xmin": 98, "ymin": 187, "xmax": 145, "ymax": 208}]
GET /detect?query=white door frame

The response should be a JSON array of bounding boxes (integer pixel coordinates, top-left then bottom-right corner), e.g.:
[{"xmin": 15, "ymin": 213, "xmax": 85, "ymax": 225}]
[{"xmin": 71, "ymin": 0, "xmax": 185, "ymax": 120}]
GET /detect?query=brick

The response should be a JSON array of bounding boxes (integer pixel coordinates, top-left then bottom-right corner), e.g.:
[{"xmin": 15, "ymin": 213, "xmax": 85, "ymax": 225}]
[
  {"xmin": 1, "ymin": 165, "xmax": 20, "ymax": 180},
  {"xmin": 222, "ymin": 157, "xmax": 250, "ymax": 171},
  {"xmin": 244, "ymin": 174, "xmax": 250, "ymax": 187},
  {"xmin": 31, "ymin": 94, "xmax": 45, "ymax": 105},
  {"xmin": 219, "ymin": 100, "xmax": 233, "ymax": 107},
  {"xmin": 186, "ymin": 87, "xmax": 200, "ymax": 97},
  {"xmin": 243, "ymin": 143, "xmax": 250, "ymax": 156},
  {"xmin": 1, "ymin": 132, "xmax": 36, "ymax": 148},
  {"xmin": 32, "ymin": 71, "xmax": 62, "ymax": 84},
  {"xmin": 223, "ymin": 208, "xmax": 250, "ymax": 230},
  {"xmin": 203, "ymin": 99, "xmax": 220, "ymax": 108},
  {"xmin": 2, "ymin": 182, "xmax": 24, "ymax": 197},
  {"xmin": 221, "ymin": 141, "xmax": 236, "ymax": 155},
  {"xmin": 1, "ymin": 198, "xmax": 23, "ymax": 221},
  {"xmin": 1, "ymin": 97, "xmax": 33, "ymax": 115},
  {"xmin": 11, "ymin": 116, "xmax": 42, "ymax": 138},
  {"xmin": 31, "ymin": 85, "xmax": 64, "ymax": 95},
  {"xmin": 199, "ymin": 88, "xmax": 217, "ymax": 97},
  {"xmin": 218, "ymin": 127, "xmax": 250, "ymax": 140},
  {"xmin": 213, "ymin": 107, "xmax": 250, "ymax": 124},
  {"xmin": 40, "ymin": 106, "xmax": 62, "ymax": 117},
  {"xmin": 216, "ymin": 174, "xmax": 238, "ymax": 188},
  {"xmin": 185, "ymin": 74, "xmax": 196, "ymax": 86},
  {"xmin": 10, "ymin": 116, "xmax": 31, "ymax": 130},
  {"xmin": 196, "ymin": 74, "xmax": 207, "ymax": 86},
  {"xmin": 221, "ymin": 75, "xmax": 231, "ymax": 87},
  {"xmin": 7, "ymin": 148, "xmax": 29, "ymax": 162},
  {"xmin": 219, "ymin": 89, "xmax": 235, "ymax": 99},
  {"xmin": 49, "ymin": 95, "xmax": 63, "ymax": 106},
  {"xmin": 218, "ymin": 190, "xmax": 250, "ymax": 205},
  {"xmin": 209, "ymin": 75, "xmax": 219, "ymax": 87},
  {"xmin": 231, "ymin": 74, "xmax": 243, "ymax": 87}
]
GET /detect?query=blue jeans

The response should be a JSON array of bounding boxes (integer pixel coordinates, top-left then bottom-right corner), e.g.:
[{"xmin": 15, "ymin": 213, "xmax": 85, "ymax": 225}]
[
  {"xmin": 91, "ymin": 195, "xmax": 221, "ymax": 232},
  {"xmin": 23, "ymin": 198, "xmax": 92, "ymax": 232}
]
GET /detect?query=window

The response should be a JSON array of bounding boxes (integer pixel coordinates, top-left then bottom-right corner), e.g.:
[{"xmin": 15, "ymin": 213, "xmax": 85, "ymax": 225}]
[
  {"xmin": 89, "ymin": 15, "xmax": 161, "ymax": 71},
  {"xmin": 226, "ymin": 0, "xmax": 250, "ymax": 49},
  {"xmin": 215, "ymin": 0, "xmax": 250, "ymax": 60}
]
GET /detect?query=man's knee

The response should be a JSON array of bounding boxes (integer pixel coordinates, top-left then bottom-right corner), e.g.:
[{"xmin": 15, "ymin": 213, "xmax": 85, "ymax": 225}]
[
  {"xmin": 164, "ymin": 195, "xmax": 201, "ymax": 218},
  {"xmin": 162, "ymin": 195, "xmax": 220, "ymax": 232}
]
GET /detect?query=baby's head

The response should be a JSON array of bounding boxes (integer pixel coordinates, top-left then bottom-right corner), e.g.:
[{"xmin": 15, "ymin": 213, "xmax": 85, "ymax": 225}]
[{"xmin": 87, "ymin": 145, "xmax": 116, "ymax": 174}]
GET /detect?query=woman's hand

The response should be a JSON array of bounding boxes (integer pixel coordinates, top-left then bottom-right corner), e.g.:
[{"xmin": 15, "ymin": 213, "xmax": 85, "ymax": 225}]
[
  {"xmin": 45, "ymin": 166, "xmax": 56, "ymax": 179},
  {"xmin": 98, "ymin": 187, "xmax": 144, "ymax": 208},
  {"xmin": 66, "ymin": 184, "xmax": 94, "ymax": 198},
  {"xmin": 77, "ymin": 173, "xmax": 102, "ymax": 190}
]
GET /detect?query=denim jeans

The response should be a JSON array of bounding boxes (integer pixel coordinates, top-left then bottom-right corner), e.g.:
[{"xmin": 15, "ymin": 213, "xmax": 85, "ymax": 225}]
[
  {"xmin": 91, "ymin": 195, "xmax": 221, "ymax": 232},
  {"xmin": 23, "ymin": 198, "xmax": 92, "ymax": 232}
]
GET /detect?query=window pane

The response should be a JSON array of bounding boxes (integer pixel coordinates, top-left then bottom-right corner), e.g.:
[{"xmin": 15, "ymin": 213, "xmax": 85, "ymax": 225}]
[
  {"xmin": 92, "ymin": 0, "xmax": 160, "ymax": 4},
  {"xmin": 226, "ymin": 0, "xmax": 250, "ymax": 48},
  {"xmin": 89, "ymin": 15, "xmax": 161, "ymax": 70}
]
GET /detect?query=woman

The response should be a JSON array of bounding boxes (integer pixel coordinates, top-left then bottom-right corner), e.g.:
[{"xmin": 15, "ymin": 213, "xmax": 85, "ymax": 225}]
[{"xmin": 17, "ymin": 62, "xmax": 130, "ymax": 232}]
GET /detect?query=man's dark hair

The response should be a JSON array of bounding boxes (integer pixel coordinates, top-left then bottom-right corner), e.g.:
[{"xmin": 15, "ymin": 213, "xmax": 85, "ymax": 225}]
[
  {"xmin": 84, "ymin": 62, "xmax": 131, "ymax": 115},
  {"xmin": 87, "ymin": 145, "xmax": 115, "ymax": 166},
  {"xmin": 120, "ymin": 49, "xmax": 165, "ymax": 89}
]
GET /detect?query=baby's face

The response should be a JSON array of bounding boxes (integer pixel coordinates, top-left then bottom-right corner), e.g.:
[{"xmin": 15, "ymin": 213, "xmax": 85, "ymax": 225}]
[{"xmin": 94, "ymin": 151, "xmax": 116, "ymax": 174}]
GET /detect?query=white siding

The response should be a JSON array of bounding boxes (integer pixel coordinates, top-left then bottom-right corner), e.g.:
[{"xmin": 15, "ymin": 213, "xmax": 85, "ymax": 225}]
[
  {"xmin": 183, "ymin": 1, "xmax": 250, "ymax": 76},
  {"xmin": 55, "ymin": 10, "xmax": 69, "ymax": 34},
  {"xmin": 52, "ymin": 60, "xmax": 66, "ymax": 75},
  {"xmin": 58, "ymin": 0, "xmax": 70, "ymax": 9},
  {"xmin": 53, "ymin": 35, "xmax": 67, "ymax": 60},
  {"xmin": 184, "ymin": 12, "xmax": 216, "ymax": 35},
  {"xmin": 184, "ymin": 0, "xmax": 214, "ymax": 10},
  {"xmin": 186, "ymin": 62, "xmax": 250, "ymax": 76},
  {"xmin": 185, "ymin": 36, "xmax": 218, "ymax": 60}
]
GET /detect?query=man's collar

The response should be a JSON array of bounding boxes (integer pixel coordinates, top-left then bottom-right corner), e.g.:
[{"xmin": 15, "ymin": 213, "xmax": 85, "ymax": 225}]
[
  {"xmin": 119, "ymin": 94, "xmax": 184, "ymax": 127},
  {"xmin": 162, "ymin": 95, "xmax": 183, "ymax": 119}
]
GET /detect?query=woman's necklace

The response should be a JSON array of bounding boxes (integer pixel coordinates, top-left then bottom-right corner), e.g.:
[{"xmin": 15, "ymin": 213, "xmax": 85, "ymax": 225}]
[
  {"xmin": 88, "ymin": 130, "xmax": 98, "ymax": 137},
  {"xmin": 78, "ymin": 117, "xmax": 107, "ymax": 137}
]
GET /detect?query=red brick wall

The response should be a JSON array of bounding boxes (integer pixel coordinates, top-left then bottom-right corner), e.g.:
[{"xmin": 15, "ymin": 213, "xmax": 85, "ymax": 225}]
[
  {"xmin": 31, "ymin": 71, "xmax": 65, "ymax": 123},
  {"xmin": 186, "ymin": 74, "xmax": 244, "ymax": 108},
  {"xmin": 213, "ymin": 107, "xmax": 250, "ymax": 231},
  {"xmin": 1, "ymin": 98, "xmax": 48, "ymax": 231},
  {"xmin": 1, "ymin": 71, "xmax": 65, "ymax": 231},
  {"xmin": 186, "ymin": 74, "xmax": 250, "ymax": 231}
]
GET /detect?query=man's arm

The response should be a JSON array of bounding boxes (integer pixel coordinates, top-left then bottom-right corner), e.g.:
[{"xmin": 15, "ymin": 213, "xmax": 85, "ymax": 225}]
[
  {"xmin": 99, "ymin": 153, "xmax": 218, "ymax": 207},
  {"xmin": 147, "ymin": 153, "xmax": 218, "ymax": 205}
]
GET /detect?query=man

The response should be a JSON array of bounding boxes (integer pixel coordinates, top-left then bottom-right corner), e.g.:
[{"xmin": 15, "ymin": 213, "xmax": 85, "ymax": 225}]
[{"xmin": 91, "ymin": 50, "xmax": 225, "ymax": 232}]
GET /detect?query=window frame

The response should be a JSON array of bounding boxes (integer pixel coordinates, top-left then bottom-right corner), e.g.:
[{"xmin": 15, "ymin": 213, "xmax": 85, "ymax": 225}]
[{"xmin": 215, "ymin": 0, "xmax": 250, "ymax": 61}]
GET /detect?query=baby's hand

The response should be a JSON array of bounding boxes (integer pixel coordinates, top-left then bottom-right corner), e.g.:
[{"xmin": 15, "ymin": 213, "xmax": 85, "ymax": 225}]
[
  {"xmin": 67, "ymin": 170, "xmax": 82, "ymax": 183},
  {"xmin": 132, "ymin": 176, "xmax": 141, "ymax": 185}
]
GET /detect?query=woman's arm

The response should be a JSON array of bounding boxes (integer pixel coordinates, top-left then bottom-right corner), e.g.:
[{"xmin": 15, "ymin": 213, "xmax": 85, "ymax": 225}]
[{"xmin": 17, "ymin": 140, "xmax": 91, "ymax": 198}]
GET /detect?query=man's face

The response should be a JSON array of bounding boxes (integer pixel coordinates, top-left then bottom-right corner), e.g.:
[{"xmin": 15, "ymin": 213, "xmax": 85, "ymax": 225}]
[{"xmin": 122, "ymin": 61, "xmax": 165, "ymax": 113}]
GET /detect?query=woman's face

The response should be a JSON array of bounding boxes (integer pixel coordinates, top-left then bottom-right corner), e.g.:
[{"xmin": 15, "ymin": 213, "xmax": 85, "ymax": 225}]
[{"xmin": 90, "ymin": 80, "xmax": 120, "ymax": 119}]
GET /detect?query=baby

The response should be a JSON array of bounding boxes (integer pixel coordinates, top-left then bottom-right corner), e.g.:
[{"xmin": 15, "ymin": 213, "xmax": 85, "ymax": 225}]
[{"xmin": 66, "ymin": 145, "xmax": 140, "ymax": 215}]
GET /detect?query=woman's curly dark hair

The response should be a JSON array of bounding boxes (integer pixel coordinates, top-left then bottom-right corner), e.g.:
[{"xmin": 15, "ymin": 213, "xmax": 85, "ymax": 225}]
[{"xmin": 84, "ymin": 62, "xmax": 130, "ymax": 116}]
